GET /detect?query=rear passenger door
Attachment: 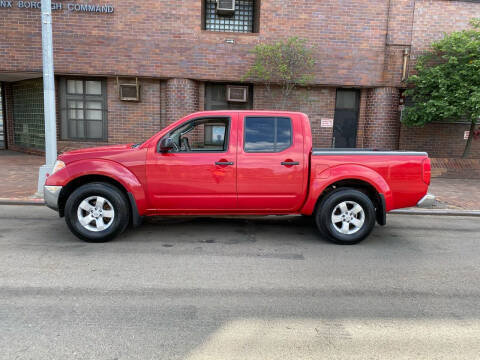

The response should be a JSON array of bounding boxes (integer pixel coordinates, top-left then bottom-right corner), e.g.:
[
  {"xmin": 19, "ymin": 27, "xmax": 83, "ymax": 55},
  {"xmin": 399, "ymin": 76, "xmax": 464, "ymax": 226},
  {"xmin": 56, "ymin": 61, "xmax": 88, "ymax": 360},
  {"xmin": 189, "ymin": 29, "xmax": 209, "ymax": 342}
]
[{"xmin": 237, "ymin": 114, "xmax": 306, "ymax": 212}]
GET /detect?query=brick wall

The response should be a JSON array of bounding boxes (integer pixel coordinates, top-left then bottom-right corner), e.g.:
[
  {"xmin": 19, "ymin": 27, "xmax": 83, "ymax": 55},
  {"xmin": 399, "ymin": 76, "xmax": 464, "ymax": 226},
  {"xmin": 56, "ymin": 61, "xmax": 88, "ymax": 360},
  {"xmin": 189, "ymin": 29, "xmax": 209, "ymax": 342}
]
[
  {"xmin": 386, "ymin": 0, "xmax": 416, "ymax": 45},
  {"xmin": 399, "ymin": 122, "xmax": 480, "ymax": 158},
  {"xmin": 2, "ymin": 0, "xmax": 480, "ymax": 157},
  {"xmin": 411, "ymin": 0, "xmax": 480, "ymax": 61},
  {"xmin": 253, "ymin": 85, "xmax": 336, "ymax": 148},
  {"xmin": 1, "ymin": 0, "xmax": 398, "ymax": 87},
  {"xmin": 107, "ymin": 78, "xmax": 161, "ymax": 145},
  {"xmin": 431, "ymin": 158, "xmax": 480, "ymax": 179},
  {"xmin": 363, "ymin": 87, "xmax": 401, "ymax": 150},
  {"xmin": 165, "ymin": 79, "xmax": 199, "ymax": 126}
]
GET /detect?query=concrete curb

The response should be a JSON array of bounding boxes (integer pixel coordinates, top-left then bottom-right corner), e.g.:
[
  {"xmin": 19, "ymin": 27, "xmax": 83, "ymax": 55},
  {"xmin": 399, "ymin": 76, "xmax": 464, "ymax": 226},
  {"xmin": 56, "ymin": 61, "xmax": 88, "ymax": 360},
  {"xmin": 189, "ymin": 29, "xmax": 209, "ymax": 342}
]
[
  {"xmin": 0, "ymin": 198, "xmax": 45, "ymax": 206},
  {"xmin": 391, "ymin": 209, "xmax": 480, "ymax": 217},
  {"xmin": 0, "ymin": 199, "xmax": 479, "ymax": 216}
]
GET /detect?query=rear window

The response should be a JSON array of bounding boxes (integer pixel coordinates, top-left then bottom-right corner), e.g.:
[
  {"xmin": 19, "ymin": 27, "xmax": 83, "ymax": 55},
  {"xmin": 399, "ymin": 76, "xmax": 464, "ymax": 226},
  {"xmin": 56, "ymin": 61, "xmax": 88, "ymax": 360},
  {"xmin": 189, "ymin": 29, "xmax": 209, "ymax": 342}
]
[{"xmin": 244, "ymin": 117, "xmax": 292, "ymax": 152}]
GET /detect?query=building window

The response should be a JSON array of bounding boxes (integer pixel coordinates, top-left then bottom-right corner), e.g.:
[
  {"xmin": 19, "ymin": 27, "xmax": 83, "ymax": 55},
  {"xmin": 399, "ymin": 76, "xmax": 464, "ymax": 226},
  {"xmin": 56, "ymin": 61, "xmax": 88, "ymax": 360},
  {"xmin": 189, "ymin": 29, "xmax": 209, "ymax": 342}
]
[
  {"xmin": 203, "ymin": 0, "xmax": 258, "ymax": 33},
  {"xmin": 205, "ymin": 83, "xmax": 253, "ymax": 110},
  {"xmin": 59, "ymin": 78, "xmax": 107, "ymax": 141}
]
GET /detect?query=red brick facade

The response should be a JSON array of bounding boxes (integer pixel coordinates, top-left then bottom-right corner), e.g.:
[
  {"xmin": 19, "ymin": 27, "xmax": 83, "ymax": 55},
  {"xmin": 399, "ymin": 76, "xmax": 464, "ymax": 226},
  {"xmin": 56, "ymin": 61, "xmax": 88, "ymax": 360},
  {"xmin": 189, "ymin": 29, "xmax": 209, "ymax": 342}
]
[
  {"xmin": 363, "ymin": 88, "xmax": 401, "ymax": 150},
  {"xmin": 165, "ymin": 79, "xmax": 200, "ymax": 127},
  {"xmin": 1, "ymin": 0, "xmax": 480, "ymax": 157},
  {"xmin": 400, "ymin": 122, "xmax": 480, "ymax": 158},
  {"xmin": 253, "ymin": 86, "xmax": 336, "ymax": 148}
]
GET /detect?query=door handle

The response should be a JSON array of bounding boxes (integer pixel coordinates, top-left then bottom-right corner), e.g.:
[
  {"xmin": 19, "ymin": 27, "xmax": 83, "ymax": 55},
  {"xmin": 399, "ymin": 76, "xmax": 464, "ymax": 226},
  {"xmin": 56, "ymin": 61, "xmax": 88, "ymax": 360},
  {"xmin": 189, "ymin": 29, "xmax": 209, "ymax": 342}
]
[
  {"xmin": 281, "ymin": 161, "xmax": 299, "ymax": 166},
  {"xmin": 215, "ymin": 161, "xmax": 234, "ymax": 166}
]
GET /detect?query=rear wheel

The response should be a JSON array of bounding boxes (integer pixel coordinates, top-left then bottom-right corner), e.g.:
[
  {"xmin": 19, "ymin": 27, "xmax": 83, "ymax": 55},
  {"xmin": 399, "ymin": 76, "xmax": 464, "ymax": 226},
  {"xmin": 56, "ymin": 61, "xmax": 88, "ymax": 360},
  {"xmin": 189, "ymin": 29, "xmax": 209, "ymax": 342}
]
[
  {"xmin": 315, "ymin": 188, "xmax": 376, "ymax": 245},
  {"xmin": 65, "ymin": 182, "xmax": 130, "ymax": 242}
]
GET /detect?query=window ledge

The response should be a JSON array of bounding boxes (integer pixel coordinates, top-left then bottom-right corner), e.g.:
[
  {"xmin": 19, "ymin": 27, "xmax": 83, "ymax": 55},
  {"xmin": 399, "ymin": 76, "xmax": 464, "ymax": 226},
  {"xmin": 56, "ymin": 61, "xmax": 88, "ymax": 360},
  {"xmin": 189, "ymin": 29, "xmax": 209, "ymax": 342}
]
[
  {"xmin": 59, "ymin": 139, "xmax": 108, "ymax": 143},
  {"xmin": 201, "ymin": 30, "xmax": 259, "ymax": 36}
]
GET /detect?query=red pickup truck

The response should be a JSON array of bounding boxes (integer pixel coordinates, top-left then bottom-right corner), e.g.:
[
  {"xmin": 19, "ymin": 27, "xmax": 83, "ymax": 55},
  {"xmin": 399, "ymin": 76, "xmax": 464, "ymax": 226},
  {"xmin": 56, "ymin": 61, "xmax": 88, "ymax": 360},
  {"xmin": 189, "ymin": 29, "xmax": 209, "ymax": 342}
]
[{"xmin": 44, "ymin": 111, "xmax": 433, "ymax": 245}]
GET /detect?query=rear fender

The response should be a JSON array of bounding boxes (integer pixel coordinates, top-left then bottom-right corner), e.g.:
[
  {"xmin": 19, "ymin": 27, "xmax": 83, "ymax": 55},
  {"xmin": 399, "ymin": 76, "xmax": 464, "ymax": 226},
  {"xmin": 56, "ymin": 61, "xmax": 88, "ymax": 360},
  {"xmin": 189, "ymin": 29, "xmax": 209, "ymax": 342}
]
[
  {"xmin": 300, "ymin": 164, "xmax": 393, "ymax": 215},
  {"xmin": 46, "ymin": 159, "xmax": 147, "ymax": 215}
]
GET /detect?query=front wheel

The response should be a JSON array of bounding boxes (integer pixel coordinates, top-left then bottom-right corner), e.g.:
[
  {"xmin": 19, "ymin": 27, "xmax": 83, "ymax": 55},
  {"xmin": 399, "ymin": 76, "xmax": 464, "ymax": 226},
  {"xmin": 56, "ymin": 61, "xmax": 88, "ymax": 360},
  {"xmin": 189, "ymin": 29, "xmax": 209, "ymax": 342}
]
[
  {"xmin": 315, "ymin": 188, "xmax": 376, "ymax": 245},
  {"xmin": 65, "ymin": 182, "xmax": 130, "ymax": 242}
]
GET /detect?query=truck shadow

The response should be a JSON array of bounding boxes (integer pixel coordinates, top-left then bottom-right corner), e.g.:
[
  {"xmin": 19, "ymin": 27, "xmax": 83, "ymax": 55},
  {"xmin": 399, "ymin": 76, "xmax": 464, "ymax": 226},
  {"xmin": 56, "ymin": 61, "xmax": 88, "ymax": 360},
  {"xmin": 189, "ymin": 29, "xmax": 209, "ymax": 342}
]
[{"xmin": 118, "ymin": 215, "xmax": 386, "ymax": 247}]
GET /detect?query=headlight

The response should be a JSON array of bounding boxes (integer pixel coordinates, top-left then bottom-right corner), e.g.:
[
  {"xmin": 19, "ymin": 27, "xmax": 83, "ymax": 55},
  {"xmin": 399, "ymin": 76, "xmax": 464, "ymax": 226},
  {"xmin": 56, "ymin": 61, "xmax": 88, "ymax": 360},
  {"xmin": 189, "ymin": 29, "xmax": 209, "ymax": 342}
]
[{"xmin": 51, "ymin": 160, "xmax": 66, "ymax": 175}]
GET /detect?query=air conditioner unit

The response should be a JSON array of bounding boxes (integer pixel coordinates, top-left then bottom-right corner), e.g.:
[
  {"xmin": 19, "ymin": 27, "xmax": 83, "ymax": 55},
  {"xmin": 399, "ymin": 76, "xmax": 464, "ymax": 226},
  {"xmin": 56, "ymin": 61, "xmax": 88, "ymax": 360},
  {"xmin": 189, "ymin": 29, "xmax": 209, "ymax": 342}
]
[
  {"xmin": 216, "ymin": 0, "xmax": 235, "ymax": 15},
  {"xmin": 117, "ymin": 77, "xmax": 140, "ymax": 101},
  {"xmin": 227, "ymin": 85, "xmax": 248, "ymax": 102}
]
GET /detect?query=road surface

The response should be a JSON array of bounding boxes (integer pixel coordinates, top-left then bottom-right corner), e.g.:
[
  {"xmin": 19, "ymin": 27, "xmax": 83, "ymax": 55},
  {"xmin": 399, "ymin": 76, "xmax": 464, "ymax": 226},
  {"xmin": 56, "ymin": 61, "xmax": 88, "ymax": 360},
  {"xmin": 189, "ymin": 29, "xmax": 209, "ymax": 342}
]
[{"xmin": 0, "ymin": 205, "xmax": 479, "ymax": 359}]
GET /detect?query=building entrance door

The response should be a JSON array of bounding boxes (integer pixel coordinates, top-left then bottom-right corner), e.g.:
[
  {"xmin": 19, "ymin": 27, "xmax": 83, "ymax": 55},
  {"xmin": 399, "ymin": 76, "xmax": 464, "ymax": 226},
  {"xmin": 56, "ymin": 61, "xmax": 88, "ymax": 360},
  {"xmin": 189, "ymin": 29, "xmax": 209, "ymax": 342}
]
[{"xmin": 332, "ymin": 89, "xmax": 360, "ymax": 148}]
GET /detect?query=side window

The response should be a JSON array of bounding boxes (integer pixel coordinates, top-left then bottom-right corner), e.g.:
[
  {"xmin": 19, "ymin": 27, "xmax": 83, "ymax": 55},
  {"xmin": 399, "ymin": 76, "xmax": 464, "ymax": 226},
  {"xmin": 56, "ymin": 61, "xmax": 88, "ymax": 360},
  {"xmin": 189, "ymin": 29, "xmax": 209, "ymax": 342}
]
[
  {"xmin": 165, "ymin": 118, "xmax": 229, "ymax": 152},
  {"xmin": 244, "ymin": 117, "xmax": 292, "ymax": 152}
]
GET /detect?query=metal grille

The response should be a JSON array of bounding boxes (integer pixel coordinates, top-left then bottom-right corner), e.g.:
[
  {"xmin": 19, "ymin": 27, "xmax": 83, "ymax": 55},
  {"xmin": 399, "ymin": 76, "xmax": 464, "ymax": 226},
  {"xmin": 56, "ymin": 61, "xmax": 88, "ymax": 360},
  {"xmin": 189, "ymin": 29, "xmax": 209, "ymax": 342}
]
[
  {"xmin": 12, "ymin": 79, "xmax": 45, "ymax": 150},
  {"xmin": 205, "ymin": 0, "xmax": 254, "ymax": 33}
]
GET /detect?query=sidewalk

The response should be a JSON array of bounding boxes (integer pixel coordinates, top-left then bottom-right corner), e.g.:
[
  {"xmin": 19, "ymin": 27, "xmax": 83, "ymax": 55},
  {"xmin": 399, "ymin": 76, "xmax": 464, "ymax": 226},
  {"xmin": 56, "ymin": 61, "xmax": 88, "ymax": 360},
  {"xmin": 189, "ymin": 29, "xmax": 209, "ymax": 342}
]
[
  {"xmin": 0, "ymin": 150, "xmax": 478, "ymax": 211},
  {"xmin": 0, "ymin": 150, "xmax": 44, "ymax": 204},
  {"xmin": 428, "ymin": 178, "xmax": 479, "ymax": 210}
]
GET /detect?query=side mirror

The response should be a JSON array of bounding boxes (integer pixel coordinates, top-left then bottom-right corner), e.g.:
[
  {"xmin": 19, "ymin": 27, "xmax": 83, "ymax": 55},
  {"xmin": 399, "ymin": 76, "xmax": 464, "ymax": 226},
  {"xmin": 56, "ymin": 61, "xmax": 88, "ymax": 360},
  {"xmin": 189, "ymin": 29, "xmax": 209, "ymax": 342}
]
[{"xmin": 159, "ymin": 137, "xmax": 174, "ymax": 153}]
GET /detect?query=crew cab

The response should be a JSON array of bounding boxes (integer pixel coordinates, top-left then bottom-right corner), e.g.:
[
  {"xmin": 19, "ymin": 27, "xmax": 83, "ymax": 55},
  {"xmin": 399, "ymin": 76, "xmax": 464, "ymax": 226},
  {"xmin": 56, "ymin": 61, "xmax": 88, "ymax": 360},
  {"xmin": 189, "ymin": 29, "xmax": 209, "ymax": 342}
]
[{"xmin": 44, "ymin": 111, "xmax": 433, "ymax": 245}]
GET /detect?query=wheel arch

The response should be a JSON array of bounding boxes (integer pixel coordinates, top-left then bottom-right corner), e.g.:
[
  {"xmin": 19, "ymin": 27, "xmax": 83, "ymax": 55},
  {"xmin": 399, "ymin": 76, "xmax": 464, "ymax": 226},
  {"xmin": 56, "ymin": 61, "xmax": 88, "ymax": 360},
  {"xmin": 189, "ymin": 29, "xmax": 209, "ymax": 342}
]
[
  {"xmin": 301, "ymin": 164, "xmax": 392, "ymax": 225},
  {"xmin": 58, "ymin": 174, "xmax": 143, "ymax": 227},
  {"xmin": 59, "ymin": 175, "xmax": 124, "ymax": 216},
  {"xmin": 312, "ymin": 179, "xmax": 386, "ymax": 226}
]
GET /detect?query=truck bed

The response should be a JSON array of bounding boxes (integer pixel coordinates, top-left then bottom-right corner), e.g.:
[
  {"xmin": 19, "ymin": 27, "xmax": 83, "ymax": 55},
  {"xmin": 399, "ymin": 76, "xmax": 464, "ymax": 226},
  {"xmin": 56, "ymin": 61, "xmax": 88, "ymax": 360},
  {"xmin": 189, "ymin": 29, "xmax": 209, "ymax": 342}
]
[{"xmin": 307, "ymin": 148, "xmax": 430, "ymax": 212}]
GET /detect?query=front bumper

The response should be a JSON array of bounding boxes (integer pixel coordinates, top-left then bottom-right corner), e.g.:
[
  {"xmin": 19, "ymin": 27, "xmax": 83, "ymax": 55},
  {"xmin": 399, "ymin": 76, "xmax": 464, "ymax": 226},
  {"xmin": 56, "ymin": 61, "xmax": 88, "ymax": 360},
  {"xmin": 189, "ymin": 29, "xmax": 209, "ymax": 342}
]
[
  {"xmin": 44, "ymin": 185, "xmax": 62, "ymax": 211},
  {"xmin": 417, "ymin": 193, "xmax": 436, "ymax": 208}
]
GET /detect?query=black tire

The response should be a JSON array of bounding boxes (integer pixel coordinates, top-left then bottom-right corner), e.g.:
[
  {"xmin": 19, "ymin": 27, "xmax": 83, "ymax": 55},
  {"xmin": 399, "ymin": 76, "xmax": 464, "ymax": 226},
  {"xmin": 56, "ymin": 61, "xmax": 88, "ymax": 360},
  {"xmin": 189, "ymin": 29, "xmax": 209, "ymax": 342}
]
[
  {"xmin": 65, "ymin": 182, "xmax": 130, "ymax": 242},
  {"xmin": 315, "ymin": 188, "xmax": 376, "ymax": 245}
]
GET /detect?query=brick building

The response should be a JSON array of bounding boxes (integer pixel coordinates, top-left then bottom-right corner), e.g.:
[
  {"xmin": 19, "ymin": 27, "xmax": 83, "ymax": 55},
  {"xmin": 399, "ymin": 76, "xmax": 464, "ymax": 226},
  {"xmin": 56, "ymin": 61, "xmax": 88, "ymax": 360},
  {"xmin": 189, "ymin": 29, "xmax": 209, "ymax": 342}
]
[{"xmin": 0, "ymin": 0, "xmax": 479, "ymax": 157}]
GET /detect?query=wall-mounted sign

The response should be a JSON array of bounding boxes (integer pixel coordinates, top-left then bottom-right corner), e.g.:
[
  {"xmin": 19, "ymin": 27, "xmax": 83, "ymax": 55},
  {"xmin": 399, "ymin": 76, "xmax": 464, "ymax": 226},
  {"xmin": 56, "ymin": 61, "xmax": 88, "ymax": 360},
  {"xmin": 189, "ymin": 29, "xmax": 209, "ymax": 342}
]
[
  {"xmin": 321, "ymin": 118, "xmax": 334, "ymax": 128},
  {"xmin": 464, "ymin": 131, "xmax": 470, "ymax": 140},
  {"xmin": 1, "ymin": 1, "xmax": 114, "ymax": 13}
]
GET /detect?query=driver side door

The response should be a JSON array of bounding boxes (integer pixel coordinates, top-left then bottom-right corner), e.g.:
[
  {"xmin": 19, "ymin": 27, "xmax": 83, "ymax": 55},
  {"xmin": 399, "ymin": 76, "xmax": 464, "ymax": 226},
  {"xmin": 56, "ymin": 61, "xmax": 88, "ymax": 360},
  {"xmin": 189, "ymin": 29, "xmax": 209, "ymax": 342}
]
[{"xmin": 146, "ymin": 114, "xmax": 238, "ymax": 213}]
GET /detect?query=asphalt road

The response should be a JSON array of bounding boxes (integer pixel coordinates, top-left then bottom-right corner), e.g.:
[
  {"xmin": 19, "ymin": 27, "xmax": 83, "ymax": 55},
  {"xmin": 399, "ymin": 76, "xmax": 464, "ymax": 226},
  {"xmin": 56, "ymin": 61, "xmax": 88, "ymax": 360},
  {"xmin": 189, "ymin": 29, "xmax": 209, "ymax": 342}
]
[{"xmin": 0, "ymin": 205, "xmax": 479, "ymax": 359}]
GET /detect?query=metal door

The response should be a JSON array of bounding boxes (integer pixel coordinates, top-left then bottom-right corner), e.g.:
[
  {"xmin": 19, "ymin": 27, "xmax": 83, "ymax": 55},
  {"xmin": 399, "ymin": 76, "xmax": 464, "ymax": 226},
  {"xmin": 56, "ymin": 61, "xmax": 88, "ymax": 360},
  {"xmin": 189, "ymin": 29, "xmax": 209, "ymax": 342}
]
[
  {"xmin": 147, "ymin": 114, "xmax": 238, "ymax": 213},
  {"xmin": 332, "ymin": 89, "xmax": 360, "ymax": 148},
  {"xmin": 236, "ymin": 113, "xmax": 306, "ymax": 212}
]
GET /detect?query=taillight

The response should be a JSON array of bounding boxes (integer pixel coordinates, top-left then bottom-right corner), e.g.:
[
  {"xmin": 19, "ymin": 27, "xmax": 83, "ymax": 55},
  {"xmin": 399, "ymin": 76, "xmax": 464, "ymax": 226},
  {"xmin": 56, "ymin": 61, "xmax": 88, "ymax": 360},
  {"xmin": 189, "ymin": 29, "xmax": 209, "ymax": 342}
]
[{"xmin": 422, "ymin": 158, "xmax": 431, "ymax": 185}]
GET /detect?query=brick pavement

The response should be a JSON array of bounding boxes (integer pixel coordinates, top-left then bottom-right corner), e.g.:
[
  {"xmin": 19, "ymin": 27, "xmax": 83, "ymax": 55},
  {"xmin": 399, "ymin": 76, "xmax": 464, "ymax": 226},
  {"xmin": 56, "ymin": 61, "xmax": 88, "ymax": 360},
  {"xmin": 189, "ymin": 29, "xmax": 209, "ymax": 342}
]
[
  {"xmin": 428, "ymin": 178, "xmax": 480, "ymax": 211},
  {"xmin": 0, "ymin": 150, "xmax": 478, "ymax": 210},
  {"xmin": 0, "ymin": 150, "xmax": 43, "ymax": 200}
]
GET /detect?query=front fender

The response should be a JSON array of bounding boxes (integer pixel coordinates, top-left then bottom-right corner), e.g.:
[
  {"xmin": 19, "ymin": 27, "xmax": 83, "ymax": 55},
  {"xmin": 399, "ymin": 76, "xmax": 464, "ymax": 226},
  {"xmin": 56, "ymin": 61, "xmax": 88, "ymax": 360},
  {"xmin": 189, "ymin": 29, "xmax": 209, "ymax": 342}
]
[
  {"xmin": 300, "ymin": 164, "xmax": 393, "ymax": 215},
  {"xmin": 46, "ymin": 159, "xmax": 147, "ymax": 215}
]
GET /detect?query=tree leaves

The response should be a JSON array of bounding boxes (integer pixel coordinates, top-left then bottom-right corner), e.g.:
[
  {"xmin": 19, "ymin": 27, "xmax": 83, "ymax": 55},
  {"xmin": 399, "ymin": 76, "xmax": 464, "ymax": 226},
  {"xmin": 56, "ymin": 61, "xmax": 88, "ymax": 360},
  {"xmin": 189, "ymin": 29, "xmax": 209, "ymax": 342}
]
[
  {"xmin": 404, "ymin": 19, "xmax": 480, "ymax": 128},
  {"xmin": 243, "ymin": 37, "xmax": 315, "ymax": 109},
  {"xmin": 403, "ymin": 19, "xmax": 480, "ymax": 157}
]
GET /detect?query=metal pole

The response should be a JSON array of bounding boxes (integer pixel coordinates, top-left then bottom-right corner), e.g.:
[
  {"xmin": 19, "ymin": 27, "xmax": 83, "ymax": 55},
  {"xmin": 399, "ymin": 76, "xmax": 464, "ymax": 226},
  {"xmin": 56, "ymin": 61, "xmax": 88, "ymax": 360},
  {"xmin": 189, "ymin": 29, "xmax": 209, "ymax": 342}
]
[{"xmin": 37, "ymin": 0, "xmax": 58, "ymax": 194}]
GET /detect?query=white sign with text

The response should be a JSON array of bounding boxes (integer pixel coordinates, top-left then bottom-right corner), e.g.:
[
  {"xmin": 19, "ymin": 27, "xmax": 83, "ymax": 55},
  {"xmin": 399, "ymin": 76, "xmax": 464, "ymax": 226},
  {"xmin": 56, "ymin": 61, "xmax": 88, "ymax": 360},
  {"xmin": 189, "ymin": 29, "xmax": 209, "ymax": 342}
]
[{"xmin": 321, "ymin": 118, "xmax": 334, "ymax": 128}]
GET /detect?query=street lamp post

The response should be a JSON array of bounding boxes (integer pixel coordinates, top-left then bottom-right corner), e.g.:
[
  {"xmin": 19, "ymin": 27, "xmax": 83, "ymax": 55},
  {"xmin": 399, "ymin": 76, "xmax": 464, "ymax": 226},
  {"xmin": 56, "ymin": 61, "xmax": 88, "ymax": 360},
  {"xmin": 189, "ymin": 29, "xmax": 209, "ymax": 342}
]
[{"xmin": 37, "ymin": 0, "xmax": 58, "ymax": 194}]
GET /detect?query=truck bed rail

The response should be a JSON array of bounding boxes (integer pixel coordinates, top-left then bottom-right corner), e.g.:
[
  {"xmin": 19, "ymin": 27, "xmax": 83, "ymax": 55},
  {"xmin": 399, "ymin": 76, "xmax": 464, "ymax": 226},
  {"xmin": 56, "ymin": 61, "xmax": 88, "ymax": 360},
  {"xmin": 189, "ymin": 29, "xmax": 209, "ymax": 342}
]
[{"xmin": 312, "ymin": 149, "xmax": 428, "ymax": 156}]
